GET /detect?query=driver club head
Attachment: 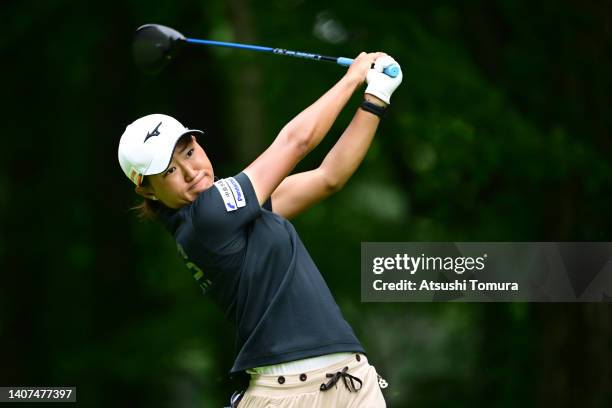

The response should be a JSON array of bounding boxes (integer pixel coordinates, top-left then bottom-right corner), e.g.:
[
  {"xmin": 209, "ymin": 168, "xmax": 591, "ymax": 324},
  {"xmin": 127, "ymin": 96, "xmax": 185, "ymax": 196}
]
[{"xmin": 132, "ymin": 24, "xmax": 186, "ymax": 74}]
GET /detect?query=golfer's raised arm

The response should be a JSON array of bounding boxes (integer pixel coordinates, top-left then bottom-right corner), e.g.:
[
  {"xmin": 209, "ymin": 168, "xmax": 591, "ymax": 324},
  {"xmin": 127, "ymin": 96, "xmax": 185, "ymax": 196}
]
[
  {"xmin": 270, "ymin": 98, "xmax": 384, "ymax": 219},
  {"xmin": 244, "ymin": 52, "xmax": 384, "ymax": 206},
  {"xmin": 270, "ymin": 55, "xmax": 404, "ymax": 219}
]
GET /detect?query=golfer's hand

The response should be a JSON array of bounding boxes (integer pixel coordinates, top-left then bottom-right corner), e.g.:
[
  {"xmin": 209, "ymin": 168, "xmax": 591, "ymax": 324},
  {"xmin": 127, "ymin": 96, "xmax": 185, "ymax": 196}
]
[
  {"xmin": 345, "ymin": 52, "xmax": 386, "ymax": 86},
  {"xmin": 365, "ymin": 55, "xmax": 403, "ymax": 104}
]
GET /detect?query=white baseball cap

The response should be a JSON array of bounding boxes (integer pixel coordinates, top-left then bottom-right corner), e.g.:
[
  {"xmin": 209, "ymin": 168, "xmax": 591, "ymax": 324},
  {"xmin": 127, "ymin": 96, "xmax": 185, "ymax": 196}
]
[{"xmin": 118, "ymin": 114, "xmax": 203, "ymax": 186}]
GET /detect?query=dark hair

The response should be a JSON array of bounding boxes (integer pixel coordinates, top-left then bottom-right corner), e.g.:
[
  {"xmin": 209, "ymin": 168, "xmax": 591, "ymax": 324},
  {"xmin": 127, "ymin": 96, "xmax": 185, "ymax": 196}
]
[
  {"xmin": 130, "ymin": 133, "xmax": 195, "ymax": 220},
  {"xmin": 131, "ymin": 176, "xmax": 163, "ymax": 220}
]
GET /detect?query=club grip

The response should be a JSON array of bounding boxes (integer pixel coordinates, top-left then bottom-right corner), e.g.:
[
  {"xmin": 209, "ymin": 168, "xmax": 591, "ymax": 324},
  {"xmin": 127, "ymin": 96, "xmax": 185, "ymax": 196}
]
[
  {"xmin": 336, "ymin": 57, "xmax": 400, "ymax": 78},
  {"xmin": 383, "ymin": 64, "xmax": 400, "ymax": 78}
]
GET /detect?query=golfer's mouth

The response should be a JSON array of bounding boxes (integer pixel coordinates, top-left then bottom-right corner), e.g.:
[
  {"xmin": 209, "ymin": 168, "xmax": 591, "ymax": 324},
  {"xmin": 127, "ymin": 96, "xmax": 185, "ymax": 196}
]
[{"xmin": 190, "ymin": 172, "xmax": 210, "ymax": 191}]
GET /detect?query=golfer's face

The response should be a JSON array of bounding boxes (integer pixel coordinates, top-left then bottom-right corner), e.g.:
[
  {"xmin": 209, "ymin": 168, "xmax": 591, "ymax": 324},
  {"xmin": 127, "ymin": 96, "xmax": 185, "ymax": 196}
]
[{"xmin": 148, "ymin": 136, "xmax": 214, "ymax": 209}]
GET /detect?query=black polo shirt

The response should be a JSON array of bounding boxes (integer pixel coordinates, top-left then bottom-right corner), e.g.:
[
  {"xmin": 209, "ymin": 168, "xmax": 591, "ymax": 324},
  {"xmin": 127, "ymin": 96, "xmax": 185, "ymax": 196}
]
[{"xmin": 158, "ymin": 172, "xmax": 364, "ymax": 374}]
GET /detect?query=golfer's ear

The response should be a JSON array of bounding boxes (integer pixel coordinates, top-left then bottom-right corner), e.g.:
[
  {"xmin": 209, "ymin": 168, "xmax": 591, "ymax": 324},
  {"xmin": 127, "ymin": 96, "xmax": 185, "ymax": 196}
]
[{"xmin": 135, "ymin": 185, "xmax": 157, "ymax": 200}]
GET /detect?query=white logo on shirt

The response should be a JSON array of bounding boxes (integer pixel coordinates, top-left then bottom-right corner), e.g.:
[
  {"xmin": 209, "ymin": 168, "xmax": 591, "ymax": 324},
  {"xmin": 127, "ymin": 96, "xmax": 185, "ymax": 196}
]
[
  {"xmin": 226, "ymin": 177, "xmax": 246, "ymax": 208},
  {"xmin": 214, "ymin": 178, "xmax": 242, "ymax": 212}
]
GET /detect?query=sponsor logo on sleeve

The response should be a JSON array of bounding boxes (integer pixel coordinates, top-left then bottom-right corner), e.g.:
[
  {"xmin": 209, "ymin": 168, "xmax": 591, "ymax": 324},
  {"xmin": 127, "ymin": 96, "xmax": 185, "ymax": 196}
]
[
  {"xmin": 214, "ymin": 179, "xmax": 238, "ymax": 211},
  {"xmin": 226, "ymin": 177, "xmax": 246, "ymax": 208}
]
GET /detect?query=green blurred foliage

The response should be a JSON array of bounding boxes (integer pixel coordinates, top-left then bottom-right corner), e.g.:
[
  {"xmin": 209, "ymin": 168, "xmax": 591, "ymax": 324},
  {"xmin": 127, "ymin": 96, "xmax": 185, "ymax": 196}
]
[{"xmin": 1, "ymin": 0, "xmax": 611, "ymax": 407}]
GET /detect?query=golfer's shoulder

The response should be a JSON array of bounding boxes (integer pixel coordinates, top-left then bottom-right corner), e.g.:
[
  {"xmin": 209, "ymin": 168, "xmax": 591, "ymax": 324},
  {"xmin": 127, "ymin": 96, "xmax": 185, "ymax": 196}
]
[
  {"xmin": 188, "ymin": 174, "xmax": 259, "ymax": 232},
  {"xmin": 188, "ymin": 185, "xmax": 227, "ymax": 229}
]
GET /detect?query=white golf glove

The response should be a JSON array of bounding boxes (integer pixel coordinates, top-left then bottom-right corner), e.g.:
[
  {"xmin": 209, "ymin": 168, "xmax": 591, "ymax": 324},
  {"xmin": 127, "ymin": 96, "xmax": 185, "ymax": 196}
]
[{"xmin": 365, "ymin": 55, "xmax": 403, "ymax": 104}]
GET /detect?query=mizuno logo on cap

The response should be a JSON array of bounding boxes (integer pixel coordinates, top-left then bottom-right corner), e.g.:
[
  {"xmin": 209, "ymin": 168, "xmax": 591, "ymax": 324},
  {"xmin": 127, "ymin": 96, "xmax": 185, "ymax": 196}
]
[{"xmin": 144, "ymin": 122, "xmax": 162, "ymax": 142}]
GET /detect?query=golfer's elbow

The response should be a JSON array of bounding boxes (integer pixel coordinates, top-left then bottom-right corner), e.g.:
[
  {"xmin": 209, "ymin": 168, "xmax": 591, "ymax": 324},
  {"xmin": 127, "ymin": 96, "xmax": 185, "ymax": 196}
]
[
  {"xmin": 281, "ymin": 126, "xmax": 315, "ymax": 157},
  {"xmin": 319, "ymin": 167, "xmax": 345, "ymax": 194}
]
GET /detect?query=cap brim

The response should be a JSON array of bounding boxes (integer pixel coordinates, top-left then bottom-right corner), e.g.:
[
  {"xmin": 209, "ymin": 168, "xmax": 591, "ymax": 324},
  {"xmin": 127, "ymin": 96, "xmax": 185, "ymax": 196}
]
[{"xmin": 143, "ymin": 129, "xmax": 204, "ymax": 177}]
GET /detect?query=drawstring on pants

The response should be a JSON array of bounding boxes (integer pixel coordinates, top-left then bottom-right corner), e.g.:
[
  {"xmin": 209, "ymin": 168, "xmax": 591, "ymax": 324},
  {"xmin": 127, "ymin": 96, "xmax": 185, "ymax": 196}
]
[{"xmin": 319, "ymin": 366, "xmax": 363, "ymax": 392}]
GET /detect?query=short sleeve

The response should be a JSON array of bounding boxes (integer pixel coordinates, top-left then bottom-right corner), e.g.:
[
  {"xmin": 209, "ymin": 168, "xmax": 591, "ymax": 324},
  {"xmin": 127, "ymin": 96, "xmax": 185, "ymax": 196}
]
[
  {"xmin": 263, "ymin": 197, "xmax": 272, "ymax": 212},
  {"xmin": 190, "ymin": 172, "xmax": 262, "ymax": 248}
]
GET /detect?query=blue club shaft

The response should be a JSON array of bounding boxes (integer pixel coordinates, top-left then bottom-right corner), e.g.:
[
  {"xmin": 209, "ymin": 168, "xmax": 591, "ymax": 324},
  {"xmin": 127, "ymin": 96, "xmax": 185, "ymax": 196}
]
[
  {"xmin": 185, "ymin": 38, "xmax": 400, "ymax": 78},
  {"xmin": 186, "ymin": 38, "xmax": 273, "ymax": 52}
]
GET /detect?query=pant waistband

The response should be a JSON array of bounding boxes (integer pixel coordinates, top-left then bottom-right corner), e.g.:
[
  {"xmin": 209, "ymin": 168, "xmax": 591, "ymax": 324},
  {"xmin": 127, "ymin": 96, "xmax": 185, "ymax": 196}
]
[
  {"xmin": 246, "ymin": 352, "xmax": 354, "ymax": 375},
  {"xmin": 246, "ymin": 353, "xmax": 367, "ymax": 396}
]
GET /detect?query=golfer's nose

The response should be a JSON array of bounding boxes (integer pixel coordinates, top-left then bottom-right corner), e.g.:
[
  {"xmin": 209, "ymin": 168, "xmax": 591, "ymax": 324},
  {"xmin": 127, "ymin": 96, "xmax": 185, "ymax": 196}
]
[{"xmin": 182, "ymin": 163, "xmax": 197, "ymax": 182}]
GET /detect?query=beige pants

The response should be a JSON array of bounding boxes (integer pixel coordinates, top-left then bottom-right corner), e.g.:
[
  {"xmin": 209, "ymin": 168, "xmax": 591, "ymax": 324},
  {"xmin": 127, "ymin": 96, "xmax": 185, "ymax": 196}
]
[{"xmin": 239, "ymin": 353, "xmax": 386, "ymax": 407}]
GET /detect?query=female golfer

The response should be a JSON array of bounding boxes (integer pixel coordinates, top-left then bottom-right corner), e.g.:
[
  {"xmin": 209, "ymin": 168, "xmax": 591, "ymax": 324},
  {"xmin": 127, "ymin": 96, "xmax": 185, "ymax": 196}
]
[{"xmin": 118, "ymin": 52, "xmax": 401, "ymax": 407}]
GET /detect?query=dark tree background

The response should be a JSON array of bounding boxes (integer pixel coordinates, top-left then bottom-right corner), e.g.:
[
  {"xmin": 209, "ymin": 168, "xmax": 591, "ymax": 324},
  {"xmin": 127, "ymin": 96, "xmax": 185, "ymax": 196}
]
[{"xmin": 1, "ymin": 0, "xmax": 611, "ymax": 406}]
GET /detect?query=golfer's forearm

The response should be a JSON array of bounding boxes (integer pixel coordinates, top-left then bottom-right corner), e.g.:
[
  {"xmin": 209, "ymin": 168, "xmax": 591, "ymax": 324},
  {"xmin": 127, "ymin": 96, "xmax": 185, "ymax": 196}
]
[
  {"xmin": 283, "ymin": 74, "xmax": 361, "ymax": 153},
  {"xmin": 319, "ymin": 108, "xmax": 380, "ymax": 189}
]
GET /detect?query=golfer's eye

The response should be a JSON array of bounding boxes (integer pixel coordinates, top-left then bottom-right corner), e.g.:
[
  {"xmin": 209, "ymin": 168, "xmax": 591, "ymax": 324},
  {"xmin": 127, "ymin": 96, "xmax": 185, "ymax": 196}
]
[
  {"xmin": 165, "ymin": 167, "xmax": 176, "ymax": 176},
  {"xmin": 187, "ymin": 149, "xmax": 194, "ymax": 157}
]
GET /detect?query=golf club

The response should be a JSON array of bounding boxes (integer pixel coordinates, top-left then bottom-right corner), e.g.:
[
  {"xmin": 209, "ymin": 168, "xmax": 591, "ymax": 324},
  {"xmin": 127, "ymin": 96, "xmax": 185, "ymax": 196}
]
[{"xmin": 133, "ymin": 24, "xmax": 400, "ymax": 77}]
